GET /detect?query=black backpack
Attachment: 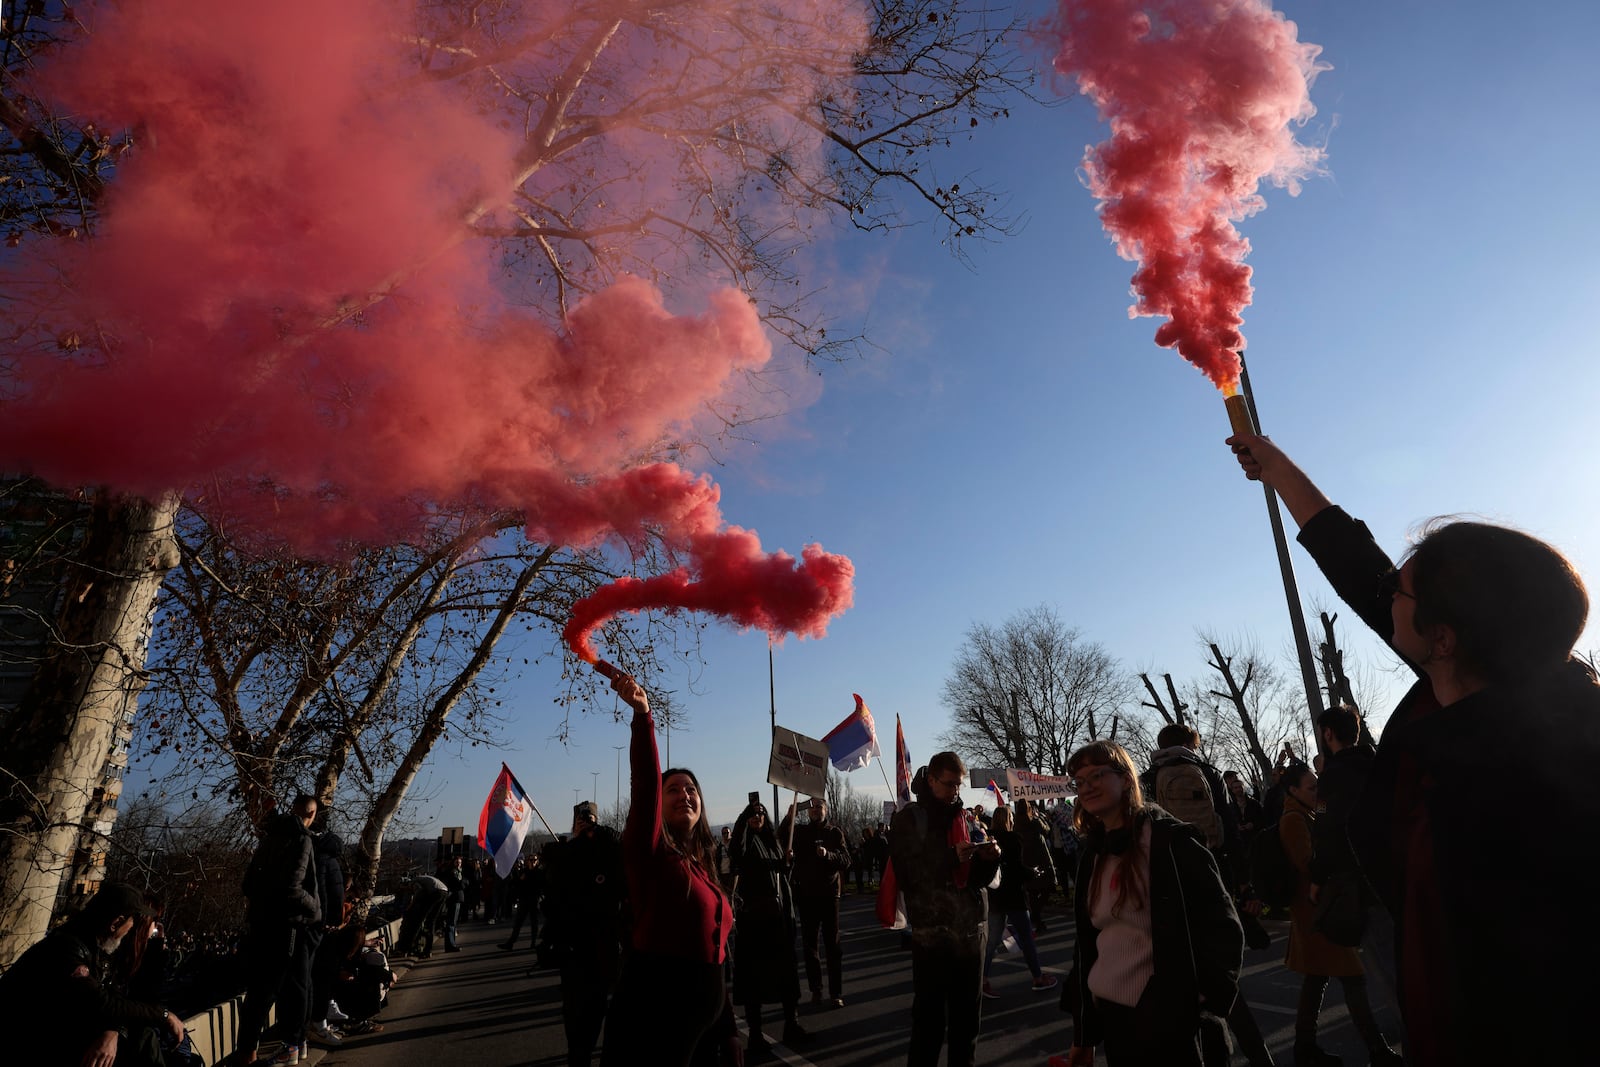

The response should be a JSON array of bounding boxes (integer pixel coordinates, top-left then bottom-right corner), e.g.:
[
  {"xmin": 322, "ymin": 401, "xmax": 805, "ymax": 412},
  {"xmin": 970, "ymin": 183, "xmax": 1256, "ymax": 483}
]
[{"xmin": 1247, "ymin": 816, "xmax": 1298, "ymax": 910}]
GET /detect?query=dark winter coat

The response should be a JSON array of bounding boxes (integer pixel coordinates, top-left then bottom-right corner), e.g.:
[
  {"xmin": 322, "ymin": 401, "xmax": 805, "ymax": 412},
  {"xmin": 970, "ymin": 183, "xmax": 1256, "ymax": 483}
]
[
  {"xmin": 0, "ymin": 913, "xmax": 170, "ymax": 1064},
  {"xmin": 1064, "ymin": 808, "xmax": 1242, "ymax": 1050},
  {"xmin": 986, "ymin": 827, "xmax": 1030, "ymax": 913},
  {"xmin": 730, "ymin": 818, "xmax": 800, "ymax": 1007},
  {"xmin": 780, "ymin": 815, "xmax": 851, "ymax": 898},
  {"xmin": 544, "ymin": 824, "xmax": 628, "ymax": 965},
  {"xmin": 243, "ymin": 812, "xmax": 321, "ymax": 927},
  {"xmin": 313, "ymin": 831, "xmax": 346, "ymax": 925},
  {"xmin": 1300, "ymin": 504, "xmax": 1600, "ymax": 1067},
  {"xmin": 1306, "ymin": 744, "xmax": 1374, "ymax": 886}
]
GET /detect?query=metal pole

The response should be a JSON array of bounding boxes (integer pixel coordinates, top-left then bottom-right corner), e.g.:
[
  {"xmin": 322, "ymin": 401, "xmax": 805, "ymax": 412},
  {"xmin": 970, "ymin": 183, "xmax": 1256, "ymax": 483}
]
[
  {"xmin": 1238, "ymin": 354, "xmax": 1326, "ymax": 745},
  {"xmin": 770, "ymin": 641, "xmax": 780, "ymax": 817},
  {"xmin": 591, "ymin": 771, "xmax": 600, "ymax": 803}
]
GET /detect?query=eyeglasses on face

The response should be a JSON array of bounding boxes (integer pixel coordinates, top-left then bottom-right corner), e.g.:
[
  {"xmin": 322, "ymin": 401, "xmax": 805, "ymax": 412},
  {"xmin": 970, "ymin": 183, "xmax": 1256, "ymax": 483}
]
[
  {"xmin": 1067, "ymin": 766, "xmax": 1120, "ymax": 791},
  {"xmin": 932, "ymin": 775, "xmax": 963, "ymax": 791},
  {"xmin": 1378, "ymin": 567, "xmax": 1417, "ymax": 602}
]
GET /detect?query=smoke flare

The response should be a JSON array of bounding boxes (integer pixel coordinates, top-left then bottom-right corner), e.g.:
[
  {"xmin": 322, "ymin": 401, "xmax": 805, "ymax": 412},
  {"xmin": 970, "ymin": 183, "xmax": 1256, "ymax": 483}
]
[
  {"xmin": 0, "ymin": 0, "xmax": 857, "ymax": 654},
  {"xmin": 1047, "ymin": 0, "xmax": 1327, "ymax": 389}
]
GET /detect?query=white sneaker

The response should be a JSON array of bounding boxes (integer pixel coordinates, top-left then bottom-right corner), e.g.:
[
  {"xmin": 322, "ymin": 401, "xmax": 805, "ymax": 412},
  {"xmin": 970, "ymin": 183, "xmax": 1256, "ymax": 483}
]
[
  {"xmin": 310, "ymin": 1022, "xmax": 342, "ymax": 1045},
  {"xmin": 326, "ymin": 1001, "xmax": 350, "ymax": 1023}
]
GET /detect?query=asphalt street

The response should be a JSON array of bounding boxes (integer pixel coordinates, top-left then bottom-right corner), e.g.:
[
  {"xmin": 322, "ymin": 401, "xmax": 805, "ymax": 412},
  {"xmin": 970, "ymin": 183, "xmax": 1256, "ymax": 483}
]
[{"xmin": 319, "ymin": 892, "xmax": 1403, "ymax": 1067}]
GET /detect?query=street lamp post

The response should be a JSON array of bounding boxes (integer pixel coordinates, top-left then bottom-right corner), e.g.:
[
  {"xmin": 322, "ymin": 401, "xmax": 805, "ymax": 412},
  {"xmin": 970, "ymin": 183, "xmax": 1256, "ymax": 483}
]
[
  {"xmin": 591, "ymin": 771, "xmax": 600, "ymax": 803},
  {"xmin": 613, "ymin": 744, "xmax": 626, "ymax": 810}
]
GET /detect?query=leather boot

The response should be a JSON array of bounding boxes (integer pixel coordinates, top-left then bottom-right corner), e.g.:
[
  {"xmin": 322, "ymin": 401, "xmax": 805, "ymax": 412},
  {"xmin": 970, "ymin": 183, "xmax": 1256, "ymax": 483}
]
[{"xmin": 1293, "ymin": 1037, "xmax": 1342, "ymax": 1067}]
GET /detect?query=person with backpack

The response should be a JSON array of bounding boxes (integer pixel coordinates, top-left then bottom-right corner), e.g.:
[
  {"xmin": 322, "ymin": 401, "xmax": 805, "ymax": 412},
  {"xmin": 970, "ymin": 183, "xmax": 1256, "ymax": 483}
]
[
  {"xmin": 1053, "ymin": 740, "xmax": 1241, "ymax": 1067},
  {"xmin": 1277, "ymin": 764, "xmax": 1402, "ymax": 1067},
  {"xmin": 1144, "ymin": 728, "xmax": 1280, "ymax": 1067},
  {"xmin": 1141, "ymin": 725, "xmax": 1241, "ymax": 886}
]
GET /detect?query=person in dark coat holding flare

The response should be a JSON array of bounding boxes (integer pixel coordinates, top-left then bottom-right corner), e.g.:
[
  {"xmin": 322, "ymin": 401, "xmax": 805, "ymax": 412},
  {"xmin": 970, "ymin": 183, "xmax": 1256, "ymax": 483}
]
[{"xmin": 1230, "ymin": 429, "xmax": 1600, "ymax": 1067}]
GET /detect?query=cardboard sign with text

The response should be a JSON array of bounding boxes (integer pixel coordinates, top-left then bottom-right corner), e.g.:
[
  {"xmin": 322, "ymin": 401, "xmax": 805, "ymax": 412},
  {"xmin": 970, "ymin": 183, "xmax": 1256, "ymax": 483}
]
[
  {"xmin": 1005, "ymin": 767, "xmax": 1074, "ymax": 802},
  {"xmin": 768, "ymin": 728, "xmax": 829, "ymax": 796}
]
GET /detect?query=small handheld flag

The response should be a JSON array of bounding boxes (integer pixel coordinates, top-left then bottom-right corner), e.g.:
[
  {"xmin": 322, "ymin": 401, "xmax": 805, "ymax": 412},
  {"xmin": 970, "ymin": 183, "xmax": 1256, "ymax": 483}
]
[
  {"xmin": 478, "ymin": 763, "xmax": 536, "ymax": 878},
  {"xmin": 823, "ymin": 693, "xmax": 880, "ymax": 773}
]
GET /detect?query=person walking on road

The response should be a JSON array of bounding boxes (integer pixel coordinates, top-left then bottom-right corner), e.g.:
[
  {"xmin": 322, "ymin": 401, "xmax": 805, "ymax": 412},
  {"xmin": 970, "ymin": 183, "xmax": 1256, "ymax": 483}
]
[
  {"xmin": 730, "ymin": 798, "xmax": 806, "ymax": 1056},
  {"xmin": 1276, "ymin": 764, "xmax": 1402, "ymax": 1067},
  {"xmin": 981, "ymin": 805, "xmax": 1057, "ymax": 997},
  {"xmin": 781, "ymin": 795, "xmax": 852, "ymax": 1009},
  {"xmin": 889, "ymin": 752, "xmax": 1002, "ymax": 1067},
  {"xmin": 546, "ymin": 801, "xmax": 626, "ymax": 1067}
]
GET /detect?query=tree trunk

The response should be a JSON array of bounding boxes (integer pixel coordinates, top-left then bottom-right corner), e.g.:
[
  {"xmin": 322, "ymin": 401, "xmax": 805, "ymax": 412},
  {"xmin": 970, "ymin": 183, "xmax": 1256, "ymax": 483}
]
[
  {"xmin": 0, "ymin": 490, "xmax": 179, "ymax": 968},
  {"xmin": 348, "ymin": 554, "xmax": 545, "ymax": 913}
]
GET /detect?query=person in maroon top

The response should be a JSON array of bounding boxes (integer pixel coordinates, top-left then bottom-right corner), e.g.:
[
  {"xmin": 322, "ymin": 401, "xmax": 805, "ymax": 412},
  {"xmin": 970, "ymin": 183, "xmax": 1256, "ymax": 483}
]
[{"xmin": 600, "ymin": 669, "xmax": 734, "ymax": 1067}]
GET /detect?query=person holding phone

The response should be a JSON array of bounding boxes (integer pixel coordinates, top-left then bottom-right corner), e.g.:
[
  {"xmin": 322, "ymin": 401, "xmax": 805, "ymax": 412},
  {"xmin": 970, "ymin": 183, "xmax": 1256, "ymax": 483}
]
[{"xmin": 889, "ymin": 752, "xmax": 1002, "ymax": 1067}]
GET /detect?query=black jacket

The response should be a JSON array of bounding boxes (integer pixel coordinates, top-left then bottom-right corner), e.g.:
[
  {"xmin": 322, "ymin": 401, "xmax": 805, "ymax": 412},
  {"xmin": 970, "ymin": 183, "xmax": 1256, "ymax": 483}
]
[
  {"xmin": 243, "ymin": 812, "xmax": 320, "ymax": 926},
  {"xmin": 1306, "ymin": 744, "xmax": 1374, "ymax": 885},
  {"xmin": 889, "ymin": 796, "xmax": 1000, "ymax": 943},
  {"xmin": 1300, "ymin": 505, "xmax": 1600, "ymax": 1066},
  {"xmin": 779, "ymin": 815, "xmax": 851, "ymax": 898},
  {"xmin": 0, "ymin": 914, "xmax": 169, "ymax": 1062},
  {"xmin": 1065, "ymin": 808, "xmax": 1242, "ymax": 1049},
  {"xmin": 314, "ymin": 831, "xmax": 346, "ymax": 925},
  {"xmin": 544, "ymin": 825, "xmax": 628, "ymax": 956}
]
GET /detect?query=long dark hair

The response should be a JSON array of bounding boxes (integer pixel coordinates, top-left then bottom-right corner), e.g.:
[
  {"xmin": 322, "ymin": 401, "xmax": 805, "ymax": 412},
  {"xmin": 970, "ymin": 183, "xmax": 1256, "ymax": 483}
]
[{"xmin": 661, "ymin": 766, "xmax": 718, "ymax": 874}]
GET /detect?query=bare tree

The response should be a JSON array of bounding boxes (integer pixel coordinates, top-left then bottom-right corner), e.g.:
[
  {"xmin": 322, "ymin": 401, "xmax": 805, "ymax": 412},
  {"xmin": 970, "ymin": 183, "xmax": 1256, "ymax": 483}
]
[
  {"xmin": 938, "ymin": 605, "xmax": 1134, "ymax": 776},
  {"xmin": 139, "ymin": 504, "xmax": 693, "ymax": 914},
  {"xmin": 1192, "ymin": 631, "xmax": 1305, "ymax": 786}
]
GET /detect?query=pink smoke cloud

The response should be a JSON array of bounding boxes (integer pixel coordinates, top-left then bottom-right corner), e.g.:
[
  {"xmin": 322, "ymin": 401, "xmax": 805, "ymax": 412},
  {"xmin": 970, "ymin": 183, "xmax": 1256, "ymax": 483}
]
[
  {"xmin": 1047, "ymin": 0, "xmax": 1327, "ymax": 389},
  {"xmin": 0, "ymin": 0, "xmax": 855, "ymax": 650}
]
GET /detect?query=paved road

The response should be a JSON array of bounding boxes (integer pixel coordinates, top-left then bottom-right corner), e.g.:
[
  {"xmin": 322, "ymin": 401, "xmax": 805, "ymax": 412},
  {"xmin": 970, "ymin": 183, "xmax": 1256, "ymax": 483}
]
[{"xmin": 321, "ymin": 893, "xmax": 1402, "ymax": 1066}]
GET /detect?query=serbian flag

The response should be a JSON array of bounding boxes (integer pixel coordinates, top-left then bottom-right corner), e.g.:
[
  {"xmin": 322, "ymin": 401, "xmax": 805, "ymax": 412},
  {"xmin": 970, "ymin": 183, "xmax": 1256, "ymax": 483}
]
[
  {"xmin": 478, "ymin": 763, "xmax": 535, "ymax": 878},
  {"xmin": 823, "ymin": 693, "xmax": 880, "ymax": 773},
  {"xmin": 895, "ymin": 715, "xmax": 912, "ymax": 810},
  {"xmin": 983, "ymin": 777, "xmax": 1009, "ymax": 812}
]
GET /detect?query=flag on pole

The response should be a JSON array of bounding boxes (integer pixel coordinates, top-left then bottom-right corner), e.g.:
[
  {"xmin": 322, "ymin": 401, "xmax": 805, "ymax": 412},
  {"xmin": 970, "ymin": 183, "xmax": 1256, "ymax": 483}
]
[
  {"xmin": 823, "ymin": 693, "xmax": 880, "ymax": 773},
  {"xmin": 478, "ymin": 763, "xmax": 536, "ymax": 878},
  {"xmin": 895, "ymin": 715, "xmax": 913, "ymax": 810},
  {"xmin": 982, "ymin": 777, "xmax": 1008, "ymax": 813}
]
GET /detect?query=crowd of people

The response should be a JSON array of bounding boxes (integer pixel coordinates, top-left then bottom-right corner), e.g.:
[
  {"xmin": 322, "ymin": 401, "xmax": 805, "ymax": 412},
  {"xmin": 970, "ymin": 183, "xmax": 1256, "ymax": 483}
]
[{"xmin": 5, "ymin": 429, "xmax": 1596, "ymax": 1067}]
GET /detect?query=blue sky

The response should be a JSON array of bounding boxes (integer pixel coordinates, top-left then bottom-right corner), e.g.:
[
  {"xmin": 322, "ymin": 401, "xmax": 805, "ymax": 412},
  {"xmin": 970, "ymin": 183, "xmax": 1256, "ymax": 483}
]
[{"xmin": 131, "ymin": 0, "xmax": 1600, "ymax": 834}]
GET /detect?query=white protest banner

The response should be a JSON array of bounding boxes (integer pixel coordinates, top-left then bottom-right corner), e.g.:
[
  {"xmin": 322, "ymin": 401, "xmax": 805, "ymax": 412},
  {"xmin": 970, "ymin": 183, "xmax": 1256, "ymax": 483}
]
[
  {"xmin": 1006, "ymin": 767, "xmax": 1074, "ymax": 802},
  {"xmin": 768, "ymin": 727, "xmax": 829, "ymax": 796}
]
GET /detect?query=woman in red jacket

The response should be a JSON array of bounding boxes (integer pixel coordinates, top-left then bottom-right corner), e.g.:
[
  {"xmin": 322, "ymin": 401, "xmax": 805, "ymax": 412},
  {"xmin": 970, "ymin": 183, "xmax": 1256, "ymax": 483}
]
[{"xmin": 600, "ymin": 670, "xmax": 733, "ymax": 1067}]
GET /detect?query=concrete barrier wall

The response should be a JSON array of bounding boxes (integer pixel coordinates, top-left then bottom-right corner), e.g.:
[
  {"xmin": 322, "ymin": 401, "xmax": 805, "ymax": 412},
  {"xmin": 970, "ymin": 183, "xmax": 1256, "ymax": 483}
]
[{"xmin": 181, "ymin": 917, "xmax": 402, "ymax": 1064}]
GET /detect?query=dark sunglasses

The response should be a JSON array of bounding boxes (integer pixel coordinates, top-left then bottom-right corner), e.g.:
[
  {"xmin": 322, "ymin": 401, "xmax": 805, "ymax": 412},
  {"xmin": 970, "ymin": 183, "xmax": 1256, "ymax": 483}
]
[{"xmin": 1378, "ymin": 567, "xmax": 1417, "ymax": 602}]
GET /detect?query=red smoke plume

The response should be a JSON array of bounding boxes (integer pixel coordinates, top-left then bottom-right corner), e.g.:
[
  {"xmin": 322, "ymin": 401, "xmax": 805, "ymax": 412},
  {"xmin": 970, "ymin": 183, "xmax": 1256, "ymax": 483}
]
[
  {"xmin": 0, "ymin": 0, "xmax": 855, "ymax": 655},
  {"xmin": 1047, "ymin": 0, "xmax": 1327, "ymax": 389}
]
